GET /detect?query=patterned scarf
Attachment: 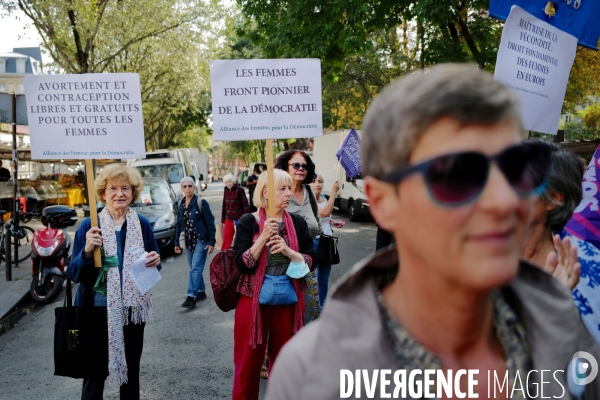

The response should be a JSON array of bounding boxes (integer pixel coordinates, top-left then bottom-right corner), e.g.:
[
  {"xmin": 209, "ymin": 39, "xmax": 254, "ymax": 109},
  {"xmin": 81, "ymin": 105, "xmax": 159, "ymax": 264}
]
[
  {"xmin": 249, "ymin": 208, "xmax": 304, "ymax": 348},
  {"xmin": 99, "ymin": 207, "xmax": 153, "ymax": 386}
]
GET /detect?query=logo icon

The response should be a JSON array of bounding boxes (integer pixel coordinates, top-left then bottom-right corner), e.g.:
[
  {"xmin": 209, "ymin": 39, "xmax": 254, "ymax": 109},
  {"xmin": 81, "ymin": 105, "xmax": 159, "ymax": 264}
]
[{"xmin": 572, "ymin": 351, "xmax": 599, "ymax": 385}]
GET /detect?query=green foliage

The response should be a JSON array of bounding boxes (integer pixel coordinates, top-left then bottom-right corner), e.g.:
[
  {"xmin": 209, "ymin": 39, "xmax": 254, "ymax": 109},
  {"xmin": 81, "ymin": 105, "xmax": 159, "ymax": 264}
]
[
  {"xmin": 563, "ymin": 121, "xmax": 596, "ymax": 141},
  {"xmin": 238, "ymin": 0, "xmax": 503, "ymax": 73},
  {"xmin": 233, "ymin": 1, "xmax": 598, "ymax": 134},
  {"xmin": 581, "ymin": 103, "xmax": 600, "ymax": 133},
  {"xmin": 223, "ymin": 140, "xmax": 267, "ymax": 164},
  {"xmin": 233, "ymin": 0, "xmax": 505, "ymax": 134},
  {"xmin": 564, "ymin": 46, "xmax": 600, "ymax": 113},
  {"xmin": 1, "ymin": 0, "xmax": 225, "ymax": 149},
  {"xmin": 168, "ymin": 125, "xmax": 212, "ymax": 152}
]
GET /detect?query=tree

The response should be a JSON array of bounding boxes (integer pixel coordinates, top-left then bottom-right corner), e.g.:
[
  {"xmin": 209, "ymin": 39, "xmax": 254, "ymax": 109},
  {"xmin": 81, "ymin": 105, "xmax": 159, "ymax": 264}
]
[
  {"xmin": 564, "ymin": 46, "xmax": 600, "ymax": 113},
  {"xmin": 237, "ymin": 0, "xmax": 503, "ymax": 73},
  {"xmin": 1, "ymin": 0, "xmax": 211, "ymax": 74},
  {"xmin": 236, "ymin": 0, "xmax": 600, "ymax": 138},
  {"xmin": 234, "ymin": 0, "xmax": 505, "ymax": 132},
  {"xmin": 173, "ymin": 125, "xmax": 213, "ymax": 151},
  {"xmin": 223, "ymin": 140, "xmax": 266, "ymax": 164},
  {"xmin": 1, "ymin": 0, "xmax": 225, "ymax": 148},
  {"xmin": 228, "ymin": 9, "xmax": 417, "ymax": 133},
  {"xmin": 581, "ymin": 103, "xmax": 600, "ymax": 133}
]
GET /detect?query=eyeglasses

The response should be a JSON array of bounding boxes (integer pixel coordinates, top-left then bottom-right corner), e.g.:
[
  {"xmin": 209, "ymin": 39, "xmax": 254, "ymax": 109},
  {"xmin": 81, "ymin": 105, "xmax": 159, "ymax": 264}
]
[
  {"xmin": 380, "ymin": 142, "xmax": 551, "ymax": 207},
  {"xmin": 107, "ymin": 186, "xmax": 133, "ymax": 195},
  {"xmin": 289, "ymin": 163, "xmax": 309, "ymax": 171},
  {"xmin": 182, "ymin": 185, "xmax": 193, "ymax": 188}
]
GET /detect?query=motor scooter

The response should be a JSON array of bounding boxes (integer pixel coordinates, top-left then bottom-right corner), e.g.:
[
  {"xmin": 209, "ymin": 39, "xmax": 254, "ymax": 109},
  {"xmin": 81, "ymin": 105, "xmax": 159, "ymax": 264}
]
[{"xmin": 30, "ymin": 205, "xmax": 78, "ymax": 304}]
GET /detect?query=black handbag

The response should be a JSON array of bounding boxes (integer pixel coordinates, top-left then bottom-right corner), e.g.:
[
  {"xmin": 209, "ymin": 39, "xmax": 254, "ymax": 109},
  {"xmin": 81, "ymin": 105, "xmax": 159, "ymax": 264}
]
[
  {"xmin": 317, "ymin": 234, "xmax": 340, "ymax": 265},
  {"xmin": 54, "ymin": 278, "xmax": 109, "ymax": 378}
]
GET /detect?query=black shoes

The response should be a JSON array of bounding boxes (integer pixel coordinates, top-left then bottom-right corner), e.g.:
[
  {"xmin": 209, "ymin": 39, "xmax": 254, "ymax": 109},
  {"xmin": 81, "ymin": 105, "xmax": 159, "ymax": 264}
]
[
  {"xmin": 181, "ymin": 293, "xmax": 206, "ymax": 308},
  {"xmin": 181, "ymin": 296, "xmax": 196, "ymax": 309},
  {"xmin": 196, "ymin": 292, "xmax": 207, "ymax": 301}
]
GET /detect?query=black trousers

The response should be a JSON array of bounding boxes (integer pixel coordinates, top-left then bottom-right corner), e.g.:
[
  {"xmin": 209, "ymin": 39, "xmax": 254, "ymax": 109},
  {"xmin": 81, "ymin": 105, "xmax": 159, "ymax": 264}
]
[
  {"xmin": 248, "ymin": 192, "xmax": 257, "ymax": 213},
  {"xmin": 82, "ymin": 322, "xmax": 145, "ymax": 400}
]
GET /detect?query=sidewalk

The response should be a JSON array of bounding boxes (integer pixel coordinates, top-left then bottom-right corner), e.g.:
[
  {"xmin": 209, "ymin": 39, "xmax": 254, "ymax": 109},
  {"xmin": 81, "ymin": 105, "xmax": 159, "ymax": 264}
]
[{"xmin": 0, "ymin": 209, "xmax": 83, "ymax": 320}]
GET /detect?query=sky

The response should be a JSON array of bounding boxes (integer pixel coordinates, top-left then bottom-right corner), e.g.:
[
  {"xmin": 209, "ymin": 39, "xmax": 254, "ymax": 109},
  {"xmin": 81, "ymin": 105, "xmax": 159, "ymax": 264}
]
[{"xmin": 0, "ymin": 9, "xmax": 44, "ymax": 61}]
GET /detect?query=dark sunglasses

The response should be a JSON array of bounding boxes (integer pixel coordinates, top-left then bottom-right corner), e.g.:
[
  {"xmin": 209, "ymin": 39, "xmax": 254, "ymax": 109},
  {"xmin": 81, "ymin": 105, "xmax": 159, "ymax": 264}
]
[
  {"xmin": 381, "ymin": 142, "xmax": 552, "ymax": 207},
  {"xmin": 182, "ymin": 185, "xmax": 193, "ymax": 188},
  {"xmin": 289, "ymin": 163, "xmax": 309, "ymax": 171}
]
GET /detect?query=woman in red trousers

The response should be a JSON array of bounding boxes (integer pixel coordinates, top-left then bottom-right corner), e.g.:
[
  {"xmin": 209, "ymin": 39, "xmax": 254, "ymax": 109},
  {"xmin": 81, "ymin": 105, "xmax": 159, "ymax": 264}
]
[
  {"xmin": 221, "ymin": 173, "xmax": 249, "ymax": 249},
  {"xmin": 231, "ymin": 170, "xmax": 316, "ymax": 400}
]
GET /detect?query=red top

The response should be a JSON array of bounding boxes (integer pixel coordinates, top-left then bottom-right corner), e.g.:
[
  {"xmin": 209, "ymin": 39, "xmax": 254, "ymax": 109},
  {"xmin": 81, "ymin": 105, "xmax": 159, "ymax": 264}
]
[{"xmin": 221, "ymin": 184, "xmax": 249, "ymax": 223}]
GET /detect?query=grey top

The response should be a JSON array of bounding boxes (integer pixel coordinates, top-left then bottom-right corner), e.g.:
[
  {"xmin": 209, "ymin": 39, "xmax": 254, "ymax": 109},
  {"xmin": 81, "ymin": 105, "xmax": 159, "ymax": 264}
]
[
  {"xmin": 287, "ymin": 185, "xmax": 322, "ymax": 240},
  {"xmin": 266, "ymin": 247, "xmax": 600, "ymax": 400}
]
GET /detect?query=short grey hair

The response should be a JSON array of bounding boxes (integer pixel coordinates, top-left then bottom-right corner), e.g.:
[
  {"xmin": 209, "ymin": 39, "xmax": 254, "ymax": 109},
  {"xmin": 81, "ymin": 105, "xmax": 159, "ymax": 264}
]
[
  {"xmin": 362, "ymin": 63, "xmax": 523, "ymax": 178},
  {"xmin": 180, "ymin": 176, "xmax": 195, "ymax": 187},
  {"xmin": 539, "ymin": 142, "xmax": 584, "ymax": 232},
  {"xmin": 314, "ymin": 172, "xmax": 324, "ymax": 182},
  {"xmin": 223, "ymin": 174, "xmax": 235, "ymax": 183}
]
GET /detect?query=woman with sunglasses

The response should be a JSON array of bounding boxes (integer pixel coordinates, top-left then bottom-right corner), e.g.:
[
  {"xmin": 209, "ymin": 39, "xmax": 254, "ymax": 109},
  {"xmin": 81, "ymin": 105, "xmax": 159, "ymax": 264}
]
[
  {"xmin": 266, "ymin": 64, "xmax": 600, "ymax": 399},
  {"xmin": 174, "ymin": 176, "xmax": 216, "ymax": 309},
  {"xmin": 274, "ymin": 150, "xmax": 322, "ymax": 324}
]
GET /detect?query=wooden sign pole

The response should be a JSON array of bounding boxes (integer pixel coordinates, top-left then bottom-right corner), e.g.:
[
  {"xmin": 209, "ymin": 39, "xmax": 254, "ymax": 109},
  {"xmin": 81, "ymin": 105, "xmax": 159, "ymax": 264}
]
[
  {"xmin": 84, "ymin": 159, "xmax": 102, "ymax": 268},
  {"xmin": 266, "ymin": 139, "xmax": 276, "ymax": 219}
]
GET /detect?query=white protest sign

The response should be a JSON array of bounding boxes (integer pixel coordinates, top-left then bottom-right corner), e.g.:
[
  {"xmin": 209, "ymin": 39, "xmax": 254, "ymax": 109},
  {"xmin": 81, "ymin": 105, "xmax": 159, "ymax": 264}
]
[
  {"xmin": 494, "ymin": 6, "xmax": 578, "ymax": 135},
  {"xmin": 210, "ymin": 59, "xmax": 322, "ymax": 141},
  {"xmin": 22, "ymin": 73, "xmax": 146, "ymax": 159}
]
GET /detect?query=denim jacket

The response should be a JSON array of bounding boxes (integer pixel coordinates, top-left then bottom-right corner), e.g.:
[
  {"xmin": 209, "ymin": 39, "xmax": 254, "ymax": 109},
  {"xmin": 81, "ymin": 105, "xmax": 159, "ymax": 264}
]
[{"xmin": 175, "ymin": 195, "xmax": 216, "ymax": 248}]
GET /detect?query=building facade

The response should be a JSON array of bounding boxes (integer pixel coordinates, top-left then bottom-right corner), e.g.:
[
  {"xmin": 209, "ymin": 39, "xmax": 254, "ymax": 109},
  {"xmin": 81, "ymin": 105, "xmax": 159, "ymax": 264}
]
[
  {"xmin": 0, "ymin": 47, "xmax": 42, "ymax": 94},
  {"xmin": 207, "ymin": 142, "xmax": 247, "ymax": 182}
]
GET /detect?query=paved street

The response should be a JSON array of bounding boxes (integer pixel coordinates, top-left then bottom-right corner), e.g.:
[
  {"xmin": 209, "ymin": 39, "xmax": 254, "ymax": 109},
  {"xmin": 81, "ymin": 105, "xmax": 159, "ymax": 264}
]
[{"xmin": 0, "ymin": 182, "xmax": 378, "ymax": 399}]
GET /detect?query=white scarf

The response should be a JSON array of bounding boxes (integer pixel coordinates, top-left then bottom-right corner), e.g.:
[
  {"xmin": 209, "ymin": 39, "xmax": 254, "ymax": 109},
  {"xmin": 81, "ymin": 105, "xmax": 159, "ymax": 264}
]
[{"xmin": 100, "ymin": 207, "xmax": 153, "ymax": 386}]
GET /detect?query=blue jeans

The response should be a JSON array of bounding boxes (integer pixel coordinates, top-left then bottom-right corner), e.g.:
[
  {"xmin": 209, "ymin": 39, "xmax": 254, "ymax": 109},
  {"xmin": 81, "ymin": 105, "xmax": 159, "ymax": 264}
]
[
  {"xmin": 185, "ymin": 241, "xmax": 208, "ymax": 298},
  {"xmin": 314, "ymin": 237, "xmax": 332, "ymax": 309}
]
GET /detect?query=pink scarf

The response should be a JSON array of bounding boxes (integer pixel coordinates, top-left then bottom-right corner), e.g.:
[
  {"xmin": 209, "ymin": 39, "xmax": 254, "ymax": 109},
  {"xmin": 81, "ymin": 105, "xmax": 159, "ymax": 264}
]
[{"xmin": 249, "ymin": 208, "xmax": 305, "ymax": 348}]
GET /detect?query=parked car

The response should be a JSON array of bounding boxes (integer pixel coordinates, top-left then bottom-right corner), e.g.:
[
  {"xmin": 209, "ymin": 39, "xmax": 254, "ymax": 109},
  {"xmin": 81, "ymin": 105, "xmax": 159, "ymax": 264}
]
[{"xmin": 130, "ymin": 178, "xmax": 178, "ymax": 252}]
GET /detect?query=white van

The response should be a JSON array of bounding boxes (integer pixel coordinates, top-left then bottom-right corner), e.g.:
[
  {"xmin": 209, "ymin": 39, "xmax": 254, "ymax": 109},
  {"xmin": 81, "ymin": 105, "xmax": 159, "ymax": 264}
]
[
  {"xmin": 128, "ymin": 149, "xmax": 199, "ymax": 198},
  {"xmin": 172, "ymin": 148, "xmax": 208, "ymax": 187},
  {"xmin": 312, "ymin": 130, "xmax": 369, "ymax": 221}
]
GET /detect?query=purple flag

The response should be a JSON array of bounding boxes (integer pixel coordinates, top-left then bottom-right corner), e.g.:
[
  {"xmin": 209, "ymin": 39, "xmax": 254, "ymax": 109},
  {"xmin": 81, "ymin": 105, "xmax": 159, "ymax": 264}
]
[
  {"xmin": 564, "ymin": 145, "xmax": 600, "ymax": 248},
  {"xmin": 336, "ymin": 128, "xmax": 362, "ymax": 179}
]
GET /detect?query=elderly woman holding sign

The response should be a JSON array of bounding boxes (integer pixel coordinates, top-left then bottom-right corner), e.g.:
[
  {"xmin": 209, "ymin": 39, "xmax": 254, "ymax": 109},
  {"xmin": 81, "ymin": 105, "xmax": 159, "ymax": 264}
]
[
  {"xmin": 67, "ymin": 164, "xmax": 161, "ymax": 400},
  {"xmin": 231, "ymin": 169, "xmax": 315, "ymax": 400}
]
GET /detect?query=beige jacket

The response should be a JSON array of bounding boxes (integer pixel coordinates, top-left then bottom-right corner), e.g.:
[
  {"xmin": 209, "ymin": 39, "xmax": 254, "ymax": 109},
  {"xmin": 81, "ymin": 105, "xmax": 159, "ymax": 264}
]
[{"xmin": 266, "ymin": 248, "xmax": 600, "ymax": 400}]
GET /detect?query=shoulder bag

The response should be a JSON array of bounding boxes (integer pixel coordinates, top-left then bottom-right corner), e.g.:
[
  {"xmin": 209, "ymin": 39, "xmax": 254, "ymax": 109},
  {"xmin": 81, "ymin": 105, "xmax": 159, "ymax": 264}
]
[
  {"xmin": 54, "ymin": 278, "xmax": 109, "ymax": 378},
  {"xmin": 259, "ymin": 274, "xmax": 298, "ymax": 305},
  {"xmin": 317, "ymin": 233, "xmax": 340, "ymax": 265},
  {"xmin": 209, "ymin": 248, "xmax": 241, "ymax": 312}
]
